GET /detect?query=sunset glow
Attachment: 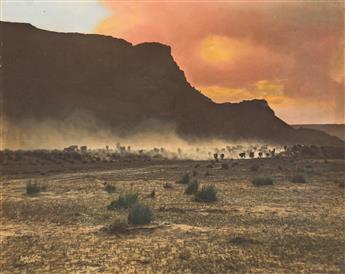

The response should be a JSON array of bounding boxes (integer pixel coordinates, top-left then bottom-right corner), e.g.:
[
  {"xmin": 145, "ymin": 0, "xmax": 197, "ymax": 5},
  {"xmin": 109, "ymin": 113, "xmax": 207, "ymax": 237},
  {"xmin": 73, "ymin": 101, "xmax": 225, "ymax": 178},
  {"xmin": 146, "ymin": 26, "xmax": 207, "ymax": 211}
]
[{"xmin": 2, "ymin": 0, "xmax": 344, "ymax": 124}]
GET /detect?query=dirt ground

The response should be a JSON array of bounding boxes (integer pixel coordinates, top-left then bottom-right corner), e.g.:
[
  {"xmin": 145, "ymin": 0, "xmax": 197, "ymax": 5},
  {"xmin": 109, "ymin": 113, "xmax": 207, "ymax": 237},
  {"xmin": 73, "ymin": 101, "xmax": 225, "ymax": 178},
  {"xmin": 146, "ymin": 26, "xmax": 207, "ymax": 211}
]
[{"xmin": 1, "ymin": 157, "xmax": 344, "ymax": 273}]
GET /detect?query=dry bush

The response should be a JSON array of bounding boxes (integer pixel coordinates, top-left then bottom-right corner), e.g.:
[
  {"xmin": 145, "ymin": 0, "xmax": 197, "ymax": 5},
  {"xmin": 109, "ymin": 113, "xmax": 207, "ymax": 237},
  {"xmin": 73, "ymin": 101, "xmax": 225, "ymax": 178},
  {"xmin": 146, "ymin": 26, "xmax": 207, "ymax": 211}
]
[
  {"xmin": 185, "ymin": 180, "xmax": 199, "ymax": 195},
  {"xmin": 106, "ymin": 217, "xmax": 128, "ymax": 234},
  {"xmin": 221, "ymin": 163, "xmax": 229, "ymax": 170},
  {"xmin": 105, "ymin": 184, "xmax": 116, "ymax": 193},
  {"xmin": 290, "ymin": 174, "xmax": 307, "ymax": 183},
  {"xmin": 176, "ymin": 174, "xmax": 190, "ymax": 184},
  {"xmin": 252, "ymin": 177, "xmax": 273, "ymax": 186},
  {"xmin": 195, "ymin": 185, "xmax": 217, "ymax": 202},
  {"xmin": 128, "ymin": 203, "xmax": 153, "ymax": 225},
  {"xmin": 163, "ymin": 182, "xmax": 173, "ymax": 189},
  {"xmin": 107, "ymin": 193, "xmax": 138, "ymax": 210},
  {"xmin": 26, "ymin": 181, "xmax": 42, "ymax": 195}
]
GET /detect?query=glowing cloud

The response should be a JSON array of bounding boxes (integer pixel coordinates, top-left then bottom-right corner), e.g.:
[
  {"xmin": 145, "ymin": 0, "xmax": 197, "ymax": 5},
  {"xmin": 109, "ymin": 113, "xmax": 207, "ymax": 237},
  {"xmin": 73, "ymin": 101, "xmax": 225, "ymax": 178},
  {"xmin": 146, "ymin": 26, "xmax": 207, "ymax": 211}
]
[
  {"xmin": 96, "ymin": 1, "xmax": 344, "ymax": 123},
  {"xmin": 199, "ymin": 36, "xmax": 241, "ymax": 63}
]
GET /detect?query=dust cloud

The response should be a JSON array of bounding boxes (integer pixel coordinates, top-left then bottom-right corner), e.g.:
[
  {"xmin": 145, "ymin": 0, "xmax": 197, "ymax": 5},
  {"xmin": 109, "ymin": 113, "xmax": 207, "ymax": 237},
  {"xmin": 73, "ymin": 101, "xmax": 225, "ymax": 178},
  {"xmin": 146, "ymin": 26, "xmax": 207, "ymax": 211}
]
[{"xmin": 1, "ymin": 114, "xmax": 281, "ymax": 160}]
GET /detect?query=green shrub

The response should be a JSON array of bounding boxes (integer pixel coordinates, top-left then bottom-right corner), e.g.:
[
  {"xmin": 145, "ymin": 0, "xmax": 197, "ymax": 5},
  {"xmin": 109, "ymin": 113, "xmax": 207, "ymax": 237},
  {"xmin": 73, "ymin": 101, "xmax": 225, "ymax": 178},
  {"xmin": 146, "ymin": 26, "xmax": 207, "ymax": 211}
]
[
  {"xmin": 252, "ymin": 177, "xmax": 273, "ymax": 186},
  {"xmin": 105, "ymin": 184, "xmax": 116, "ymax": 193},
  {"xmin": 128, "ymin": 202, "xmax": 153, "ymax": 225},
  {"xmin": 185, "ymin": 180, "xmax": 199, "ymax": 195},
  {"xmin": 177, "ymin": 174, "xmax": 190, "ymax": 184},
  {"xmin": 195, "ymin": 185, "xmax": 217, "ymax": 202},
  {"xmin": 26, "ymin": 181, "xmax": 41, "ymax": 195},
  {"xmin": 107, "ymin": 193, "xmax": 138, "ymax": 210},
  {"xmin": 163, "ymin": 182, "xmax": 173, "ymax": 189},
  {"xmin": 290, "ymin": 174, "xmax": 306, "ymax": 183}
]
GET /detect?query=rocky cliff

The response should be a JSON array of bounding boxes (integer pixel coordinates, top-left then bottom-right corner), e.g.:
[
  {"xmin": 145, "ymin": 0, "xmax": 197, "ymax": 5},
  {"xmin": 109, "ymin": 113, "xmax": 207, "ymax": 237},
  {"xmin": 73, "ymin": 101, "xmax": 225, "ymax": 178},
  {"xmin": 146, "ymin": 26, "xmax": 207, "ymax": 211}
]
[{"xmin": 1, "ymin": 21, "xmax": 343, "ymax": 147}]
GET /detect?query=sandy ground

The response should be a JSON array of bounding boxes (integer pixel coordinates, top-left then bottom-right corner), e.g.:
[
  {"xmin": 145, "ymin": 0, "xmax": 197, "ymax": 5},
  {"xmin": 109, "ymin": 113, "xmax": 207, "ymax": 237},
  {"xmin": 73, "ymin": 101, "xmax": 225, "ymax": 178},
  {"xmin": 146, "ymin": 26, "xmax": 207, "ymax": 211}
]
[{"xmin": 1, "ymin": 157, "xmax": 344, "ymax": 273}]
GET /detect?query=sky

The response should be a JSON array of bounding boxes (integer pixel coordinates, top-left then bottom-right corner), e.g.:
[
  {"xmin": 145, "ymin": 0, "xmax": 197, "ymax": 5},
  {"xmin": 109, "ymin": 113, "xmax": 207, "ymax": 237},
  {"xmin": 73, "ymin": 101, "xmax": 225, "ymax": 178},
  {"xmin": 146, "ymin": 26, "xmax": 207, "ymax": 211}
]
[{"xmin": 1, "ymin": 0, "xmax": 344, "ymax": 124}]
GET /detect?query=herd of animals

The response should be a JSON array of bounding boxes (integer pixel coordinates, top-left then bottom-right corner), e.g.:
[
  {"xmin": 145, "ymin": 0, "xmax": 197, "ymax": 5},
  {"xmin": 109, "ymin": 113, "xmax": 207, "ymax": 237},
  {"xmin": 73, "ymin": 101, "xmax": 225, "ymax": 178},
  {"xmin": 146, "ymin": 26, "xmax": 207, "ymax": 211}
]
[
  {"xmin": 60, "ymin": 143, "xmax": 344, "ymax": 160},
  {"xmin": 1, "ymin": 143, "xmax": 343, "ymax": 165}
]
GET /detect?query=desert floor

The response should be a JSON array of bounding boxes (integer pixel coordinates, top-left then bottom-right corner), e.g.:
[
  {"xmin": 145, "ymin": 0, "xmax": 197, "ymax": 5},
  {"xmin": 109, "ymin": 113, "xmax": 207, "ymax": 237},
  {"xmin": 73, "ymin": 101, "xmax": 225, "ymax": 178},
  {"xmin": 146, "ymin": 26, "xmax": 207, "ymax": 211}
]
[{"xmin": 1, "ymin": 157, "xmax": 344, "ymax": 273}]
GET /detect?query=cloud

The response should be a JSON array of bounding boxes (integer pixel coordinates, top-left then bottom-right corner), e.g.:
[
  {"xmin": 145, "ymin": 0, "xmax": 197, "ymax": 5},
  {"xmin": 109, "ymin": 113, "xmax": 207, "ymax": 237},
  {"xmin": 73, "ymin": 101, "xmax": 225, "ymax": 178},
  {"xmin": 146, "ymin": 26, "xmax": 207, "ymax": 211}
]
[{"xmin": 98, "ymin": 1, "xmax": 343, "ymax": 123}]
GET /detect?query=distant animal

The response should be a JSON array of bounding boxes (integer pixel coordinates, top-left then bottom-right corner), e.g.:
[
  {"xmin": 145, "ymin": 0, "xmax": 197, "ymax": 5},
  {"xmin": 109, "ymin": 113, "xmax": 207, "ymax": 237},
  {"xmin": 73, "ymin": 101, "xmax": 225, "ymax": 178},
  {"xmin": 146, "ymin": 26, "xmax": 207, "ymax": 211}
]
[
  {"xmin": 270, "ymin": 148, "xmax": 276, "ymax": 157},
  {"xmin": 220, "ymin": 153, "xmax": 225, "ymax": 160},
  {"xmin": 258, "ymin": 152, "xmax": 263, "ymax": 158},
  {"xmin": 64, "ymin": 145, "xmax": 78, "ymax": 152},
  {"xmin": 249, "ymin": 152, "xmax": 255, "ymax": 158},
  {"xmin": 105, "ymin": 145, "xmax": 109, "ymax": 150},
  {"xmin": 239, "ymin": 152, "xmax": 246, "ymax": 159},
  {"xmin": 213, "ymin": 153, "xmax": 219, "ymax": 162}
]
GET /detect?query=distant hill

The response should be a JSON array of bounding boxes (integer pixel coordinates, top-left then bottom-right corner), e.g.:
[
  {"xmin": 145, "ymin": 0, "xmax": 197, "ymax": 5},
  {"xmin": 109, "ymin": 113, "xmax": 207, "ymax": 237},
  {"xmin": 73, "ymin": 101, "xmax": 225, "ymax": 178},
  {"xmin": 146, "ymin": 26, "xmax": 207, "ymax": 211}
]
[
  {"xmin": 293, "ymin": 124, "xmax": 345, "ymax": 141},
  {"xmin": 1, "ymin": 21, "xmax": 344, "ymax": 148}
]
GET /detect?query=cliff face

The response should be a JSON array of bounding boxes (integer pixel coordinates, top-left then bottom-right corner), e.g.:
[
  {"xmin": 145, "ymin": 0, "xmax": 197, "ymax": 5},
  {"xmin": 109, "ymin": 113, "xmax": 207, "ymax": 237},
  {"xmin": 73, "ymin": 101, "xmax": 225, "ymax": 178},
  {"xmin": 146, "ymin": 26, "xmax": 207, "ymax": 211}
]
[{"xmin": 0, "ymin": 21, "xmax": 343, "ymax": 147}]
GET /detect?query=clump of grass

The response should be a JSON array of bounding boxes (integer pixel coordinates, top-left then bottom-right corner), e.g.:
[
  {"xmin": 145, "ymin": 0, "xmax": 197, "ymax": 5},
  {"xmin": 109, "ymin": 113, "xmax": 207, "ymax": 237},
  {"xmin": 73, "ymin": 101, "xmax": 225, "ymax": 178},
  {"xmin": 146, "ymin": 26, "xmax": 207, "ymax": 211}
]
[
  {"xmin": 221, "ymin": 163, "xmax": 229, "ymax": 170},
  {"xmin": 250, "ymin": 165, "xmax": 259, "ymax": 172},
  {"xmin": 149, "ymin": 189, "xmax": 155, "ymax": 198},
  {"xmin": 163, "ymin": 182, "xmax": 173, "ymax": 189},
  {"xmin": 105, "ymin": 184, "xmax": 116, "ymax": 193},
  {"xmin": 128, "ymin": 202, "xmax": 153, "ymax": 225},
  {"xmin": 107, "ymin": 193, "xmax": 138, "ymax": 210},
  {"xmin": 195, "ymin": 185, "xmax": 217, "ymax": 202},
  {"xmin": 179, "ymin": 249, "xmax": 191, "ymax": 260},
  {"xmin": 252, "ymin": 177, "xmax": 273, "ymax": 186},
  {"xmin": 176, "ymin": 174, "xmax": 190, "ymax": 184},
  {"xmin": 26, "ymin": 181, "xmax": 41, "ymax": 195},
  {"xmin": 232, "ymin": 162, "xmax": 239, "ymax": 167},
  {"xmin": 184, "ymin": 180, "xmax": 199, "ymax": 195},
  {"xmin": 338, "ymin": 181, "xmax": 345, "ymax": 188},
  {"xmin": 290, "ymin": 174, "xmax": 306, "ymax": 183},
  {"xmin": 106, "ymin": 217, "xmax": 128, "ymax": 234},
  {"xmin": 229, "ymin": 236, "xmax": 260, "ymax": 246}
]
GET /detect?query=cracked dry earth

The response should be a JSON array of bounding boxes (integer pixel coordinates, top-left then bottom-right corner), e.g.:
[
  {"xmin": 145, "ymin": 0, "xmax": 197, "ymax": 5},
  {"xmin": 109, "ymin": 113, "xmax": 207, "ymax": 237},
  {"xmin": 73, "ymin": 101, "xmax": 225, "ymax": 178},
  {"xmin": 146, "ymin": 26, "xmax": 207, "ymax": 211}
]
[{"xmin": 1, "ymin": 158, "xmax": 344, "ymax": 273}]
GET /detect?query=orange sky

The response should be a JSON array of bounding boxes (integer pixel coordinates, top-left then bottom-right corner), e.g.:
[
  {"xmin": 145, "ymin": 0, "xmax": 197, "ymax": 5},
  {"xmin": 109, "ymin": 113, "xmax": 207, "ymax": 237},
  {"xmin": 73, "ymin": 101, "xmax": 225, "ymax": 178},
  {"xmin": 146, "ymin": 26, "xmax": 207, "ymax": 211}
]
[{"xmin": 96, "ymin": 1, "xmax": 344, "ymax": 124}]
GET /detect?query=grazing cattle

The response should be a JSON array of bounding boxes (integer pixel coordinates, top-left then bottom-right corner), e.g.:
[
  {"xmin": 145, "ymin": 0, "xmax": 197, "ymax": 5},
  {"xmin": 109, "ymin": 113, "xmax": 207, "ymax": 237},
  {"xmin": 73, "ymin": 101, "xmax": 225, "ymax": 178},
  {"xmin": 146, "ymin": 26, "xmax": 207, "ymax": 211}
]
[
  {"xmin": 64, "ymin": 145, "xmax": 78, "ymax": 152},
  {"xmin": 270, "ymin": 148, "xmax": 276, "ymax": 157},
  {"xmin": 239, "ymin": 152, "xmax": 246, "ymax": 159}
]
